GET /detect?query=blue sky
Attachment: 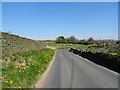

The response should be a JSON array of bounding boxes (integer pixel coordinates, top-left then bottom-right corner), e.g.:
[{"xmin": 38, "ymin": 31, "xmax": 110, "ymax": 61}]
[{"xmin": 2, "ymin": 2, "xmax": 118, "ymax": 40}]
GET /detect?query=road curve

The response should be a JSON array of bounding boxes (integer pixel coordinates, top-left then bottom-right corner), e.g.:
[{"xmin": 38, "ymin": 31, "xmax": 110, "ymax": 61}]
[{"xmin": 41, "ymin": 49, "xmax": 118, "ymax": 88}]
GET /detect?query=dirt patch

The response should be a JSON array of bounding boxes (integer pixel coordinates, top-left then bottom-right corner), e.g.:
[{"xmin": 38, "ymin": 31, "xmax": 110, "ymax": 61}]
[{"xmin": 47, "ymin": 46, "xmax": 57, "ymax": 50}]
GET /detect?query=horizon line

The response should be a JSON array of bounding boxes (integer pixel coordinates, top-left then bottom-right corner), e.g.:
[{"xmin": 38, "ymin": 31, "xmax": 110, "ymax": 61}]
[{"xmin": 2, "ymin": 32, "xmax": 118, "ymax": 41}]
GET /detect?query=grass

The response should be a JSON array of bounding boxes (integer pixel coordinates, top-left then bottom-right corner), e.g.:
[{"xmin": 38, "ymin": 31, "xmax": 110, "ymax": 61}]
[
  {"xmin": 75, "ymin": 44, "xmax": 101, "ymax": 51},
  {"xmin": 36, "ymin": 40, "xmax": 55, "ymax": 42},
  {"xmin": 106, "ymin": 50, "xmax": 120, "ymax": 56},
  {"xmin": 47, "ymin": 42, "xmax": 101, "ymax": 51},
  {"xmin": 57, "ymin": 47, "xmax": 70, "ymax": 50},
  {"xmin": 2, "ymin": 48, "xmax": 54, "ymax": 88},
  {"xmin": 47, "ymin": 42, "xmax": 80, "ymax": 46}
]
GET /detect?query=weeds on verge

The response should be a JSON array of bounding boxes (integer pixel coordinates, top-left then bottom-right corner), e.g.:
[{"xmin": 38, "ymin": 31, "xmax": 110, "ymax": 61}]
[{"xmin": 2, "ymin": 48, "xmax": 54, "ymax": 88}]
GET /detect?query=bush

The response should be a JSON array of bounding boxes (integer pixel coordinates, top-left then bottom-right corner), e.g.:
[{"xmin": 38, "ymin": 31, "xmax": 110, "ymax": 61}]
[{"xmin": 78, "ymin": 41, "xmax": 94, "ymax": 45}]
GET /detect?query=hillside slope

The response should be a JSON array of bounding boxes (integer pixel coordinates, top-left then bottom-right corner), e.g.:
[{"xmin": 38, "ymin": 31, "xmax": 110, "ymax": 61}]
[{"xmin": 2, "ymin": 32, "xmax": 46, "ymax": 56}]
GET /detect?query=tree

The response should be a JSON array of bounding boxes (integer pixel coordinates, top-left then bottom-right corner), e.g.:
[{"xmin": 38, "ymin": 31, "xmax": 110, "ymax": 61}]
[
  {"xmin": 66, "ymin": 36, "xmax": 78, "ymax": 43},
  {"xmin": 55, "ymin": 36, "xmax": 66, "ymax": 43},
  {"xmin": 87, "ymin": 37, "xmax": 94, "ymax": 41}
]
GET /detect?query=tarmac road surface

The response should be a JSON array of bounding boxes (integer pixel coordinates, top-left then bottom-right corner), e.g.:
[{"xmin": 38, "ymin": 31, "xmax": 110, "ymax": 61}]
[{"xmin": 41, "ymin": 49, "xmax": 119, "ymax": 88}]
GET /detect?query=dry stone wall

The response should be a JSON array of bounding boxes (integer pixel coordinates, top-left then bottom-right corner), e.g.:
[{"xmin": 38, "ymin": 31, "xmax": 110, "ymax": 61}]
[
  {"xmin": 69, "ymin": 48, "xmax": 120, "ymax": 73},
  {"xmin": 2, "ymin": 32, "xmax": 46, "ymax": 56}
]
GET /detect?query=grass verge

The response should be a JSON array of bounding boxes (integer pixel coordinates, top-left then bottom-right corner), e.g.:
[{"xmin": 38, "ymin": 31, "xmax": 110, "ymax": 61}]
[
  {"xmin": 2, "ymin": 48, "xmax": 54, "ymax": 88},
  {"xmin": 106, "ymin": 50, "xmax": 120, "ymax": 56}
]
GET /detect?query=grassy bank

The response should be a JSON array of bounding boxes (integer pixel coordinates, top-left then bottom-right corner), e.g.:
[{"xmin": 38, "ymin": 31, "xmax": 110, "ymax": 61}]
[{"xmin": 2, "ymin": 48, "xmax": 54, "ymax": 88}]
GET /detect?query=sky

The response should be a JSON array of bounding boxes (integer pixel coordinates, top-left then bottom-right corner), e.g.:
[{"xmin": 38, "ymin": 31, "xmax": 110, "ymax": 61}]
[
  {"xmin": 2, "ymin": 0, "xmax": 120, "ymax": 2},
  {"xmin": 2, "ymin": 2, "xmax": 118, "ymax": 40}
]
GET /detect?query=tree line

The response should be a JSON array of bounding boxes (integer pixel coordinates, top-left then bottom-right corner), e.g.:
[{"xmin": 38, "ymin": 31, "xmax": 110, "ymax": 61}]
[{"xmin": 55, "ymin": 36, "xmax": 95, "ymax": 45}]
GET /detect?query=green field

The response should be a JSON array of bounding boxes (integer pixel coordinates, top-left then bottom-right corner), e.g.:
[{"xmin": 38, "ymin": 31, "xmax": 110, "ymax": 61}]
[
  {"xmin": 2, "ymin": 48, "xmax": 54, "ymax": 88},
  {"xmin": 47, "ymin": 42, "xmax": 80, "ymax": 46},
  {"xmin": 47, "ymin": 42, "xmax": 101, "ymax": 51}
]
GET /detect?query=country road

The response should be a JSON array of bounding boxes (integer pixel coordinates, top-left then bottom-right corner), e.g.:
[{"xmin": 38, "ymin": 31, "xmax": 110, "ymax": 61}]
[{"xmin": 38, "ymin": 49, "xmax": 119, "ymax": 88}]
